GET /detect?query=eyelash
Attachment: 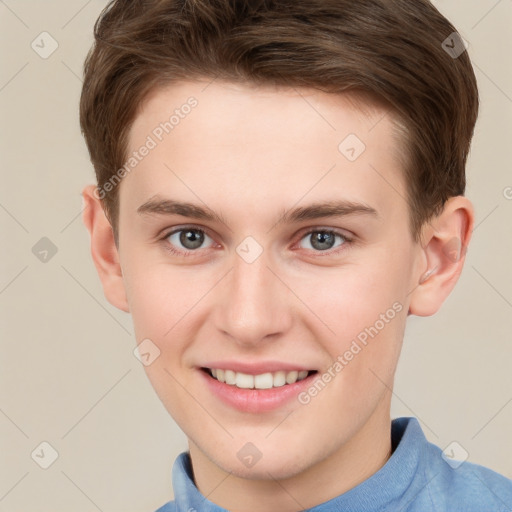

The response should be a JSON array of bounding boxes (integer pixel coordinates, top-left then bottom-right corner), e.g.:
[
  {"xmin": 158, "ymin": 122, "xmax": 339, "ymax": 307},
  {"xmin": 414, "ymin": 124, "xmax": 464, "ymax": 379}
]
[{"xmin": 159, "ymin": 225, "xmax": 354, "ymax": 258}]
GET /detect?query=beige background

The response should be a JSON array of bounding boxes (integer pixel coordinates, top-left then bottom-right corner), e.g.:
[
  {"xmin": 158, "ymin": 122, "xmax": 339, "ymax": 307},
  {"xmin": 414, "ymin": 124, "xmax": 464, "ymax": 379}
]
[{"xmin": 0, "ymin": 1, "xmax": 511, "ymax": 511}]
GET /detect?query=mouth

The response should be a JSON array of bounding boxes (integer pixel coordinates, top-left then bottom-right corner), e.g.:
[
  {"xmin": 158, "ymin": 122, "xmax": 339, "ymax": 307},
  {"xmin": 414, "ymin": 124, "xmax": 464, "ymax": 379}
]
[
  {"xmin": 201, "ymin": 367, "xmax": 318, "ymax": 389},
  {"xmin": 198, "ymin": 363, "xmax": 321, "ymax": 413}
]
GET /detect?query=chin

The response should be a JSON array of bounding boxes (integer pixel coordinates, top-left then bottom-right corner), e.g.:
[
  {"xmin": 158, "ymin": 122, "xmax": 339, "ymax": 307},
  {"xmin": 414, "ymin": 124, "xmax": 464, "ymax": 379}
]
[{"xmin": 212, "ymin": 449, "xmax": 313, "ymax": 481}]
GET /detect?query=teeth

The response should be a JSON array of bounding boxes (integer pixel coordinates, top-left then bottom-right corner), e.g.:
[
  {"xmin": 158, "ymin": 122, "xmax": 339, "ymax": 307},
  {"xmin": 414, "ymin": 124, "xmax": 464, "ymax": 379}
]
[
  {"xmin": 208, "ymin": 368, "xmax": 311, "ymax": 389},
  {"xmin": 286, "ymin": 370, "xmax": 298, "ymax": 384},
  {"xmin": 225, "ymin": 370, "xmax": 236, "ymax": 385},
  {"xmin": 273, "ymin": 371, "xmax": 286, "ymax": 387},
  {"xmin": 254, "ymin": 373, "xmax": 273, "ymax": 389},
  {"xmin": 236, "ymin": 372, "xmax": 254, "ymax": 388}
]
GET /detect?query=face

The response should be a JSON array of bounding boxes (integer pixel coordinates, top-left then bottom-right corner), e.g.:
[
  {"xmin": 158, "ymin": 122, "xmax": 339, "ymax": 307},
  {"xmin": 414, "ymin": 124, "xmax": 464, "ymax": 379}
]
[{"xmin": 116, "ymin": 80, "xmax": 423, "ymax": 480}]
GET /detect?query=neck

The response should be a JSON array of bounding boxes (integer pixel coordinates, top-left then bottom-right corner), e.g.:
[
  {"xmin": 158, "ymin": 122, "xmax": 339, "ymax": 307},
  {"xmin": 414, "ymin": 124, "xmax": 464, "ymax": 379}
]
[{"xmin": 187, "ymin": 401, "xmax": 392, "ymax": 512}]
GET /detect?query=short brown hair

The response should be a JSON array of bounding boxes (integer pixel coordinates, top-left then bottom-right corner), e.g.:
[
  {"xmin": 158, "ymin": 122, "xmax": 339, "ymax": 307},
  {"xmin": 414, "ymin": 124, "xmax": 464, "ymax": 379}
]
[{"xmin": 79, "ymin": 0, "xmax": 479, "ymax": 244}]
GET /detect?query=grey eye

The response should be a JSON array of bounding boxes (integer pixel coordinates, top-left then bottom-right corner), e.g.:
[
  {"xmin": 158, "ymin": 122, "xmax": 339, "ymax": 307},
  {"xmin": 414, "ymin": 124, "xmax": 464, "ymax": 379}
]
[
  {"xmin": 168, "ymin": 229, "xmax": 213, "ymax": 250},
  {"xmin": 299, "ymin": 231, "xmax": 346, "ymax": 251}
]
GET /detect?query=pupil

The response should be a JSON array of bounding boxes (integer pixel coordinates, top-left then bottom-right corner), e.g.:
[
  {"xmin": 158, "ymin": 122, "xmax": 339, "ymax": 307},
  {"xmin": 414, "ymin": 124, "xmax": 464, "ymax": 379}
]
[
  {"xmin": 312, "ymin": 232, "xmax": 334, "ymax": 251},
  {"xmin": 180, "ymin": 229, "xmax": 204, "ymax": 249}
]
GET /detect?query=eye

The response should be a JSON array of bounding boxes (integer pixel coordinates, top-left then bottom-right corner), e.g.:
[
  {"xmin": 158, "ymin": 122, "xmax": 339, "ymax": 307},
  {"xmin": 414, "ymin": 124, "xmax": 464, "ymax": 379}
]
[
  {"xmin": 164, "ymin": 227, "xmax": 215, "ymax": 254},
  {"xmin": 298, "ymin": 229, "xmax": 350, "ymax": 252},
  {"xmin": 160, "ymin": 226, "xmax": 352, "ymax": 257}
]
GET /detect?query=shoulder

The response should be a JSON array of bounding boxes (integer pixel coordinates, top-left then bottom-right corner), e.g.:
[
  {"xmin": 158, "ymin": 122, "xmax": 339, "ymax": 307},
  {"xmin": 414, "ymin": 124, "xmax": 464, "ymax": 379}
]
[
  {"xmin": 153, "ymin": 501, "xmax": 174, "ymax": 512},
  {"xmin": 420, "ymin": 438, "xmax": 512, "ymax": 511}
]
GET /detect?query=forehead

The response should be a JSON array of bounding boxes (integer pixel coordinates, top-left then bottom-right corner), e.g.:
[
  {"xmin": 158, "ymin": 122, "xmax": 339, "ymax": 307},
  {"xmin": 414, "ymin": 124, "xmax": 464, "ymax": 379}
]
[{"xmin": 121, "ymin": 80, "xmax": 407, "ymax": 227}]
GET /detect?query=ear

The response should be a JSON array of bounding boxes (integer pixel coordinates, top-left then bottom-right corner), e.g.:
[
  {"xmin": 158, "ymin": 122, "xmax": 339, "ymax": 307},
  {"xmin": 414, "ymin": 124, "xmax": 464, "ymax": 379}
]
[
  {"xmin": 409, "ymin": 196, "xmax": 474, "ymax": 317},
  {"xmin": 81, "ymin": 185, "xmax": 129, "ymax": 312}
]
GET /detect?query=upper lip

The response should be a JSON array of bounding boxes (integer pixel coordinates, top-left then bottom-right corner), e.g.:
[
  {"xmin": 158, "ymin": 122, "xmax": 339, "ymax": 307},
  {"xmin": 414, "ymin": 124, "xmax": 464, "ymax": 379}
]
[{"xmin": 200, "ymin": 361, "xmax": 316, "ymax": 375}]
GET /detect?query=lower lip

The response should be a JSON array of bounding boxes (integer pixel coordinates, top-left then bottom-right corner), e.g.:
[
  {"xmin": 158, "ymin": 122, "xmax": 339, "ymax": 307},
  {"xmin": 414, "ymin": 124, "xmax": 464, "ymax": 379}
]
[{"xmin": 199, "ymin": 369, "xmax": 318, "ymax": 413}]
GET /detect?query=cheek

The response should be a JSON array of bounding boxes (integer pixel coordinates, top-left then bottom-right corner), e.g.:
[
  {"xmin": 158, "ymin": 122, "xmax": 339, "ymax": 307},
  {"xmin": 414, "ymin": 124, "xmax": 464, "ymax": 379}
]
[
  {"xmin": 123, "ymin": 262, "xmax": 202, "ymax": 421},
  {"xmin": 125, "ymin": 271, "xmax": 172, "ymax": 341},
  {"xmin": 300, "ymin": 251, "xmax": 409, "ymax": 388},
  {"xmin": 123, "ymin": 254, "xmax": 205, "ymax": 341},
  {"xmin": 307, "ymin": 261, "xmax": 406, "ymax": 342}
]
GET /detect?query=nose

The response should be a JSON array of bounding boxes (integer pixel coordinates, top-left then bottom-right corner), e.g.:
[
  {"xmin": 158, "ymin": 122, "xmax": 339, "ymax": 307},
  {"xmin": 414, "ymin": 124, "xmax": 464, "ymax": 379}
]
[{"xmin": 213, "ymin": 248, "xmax": 293, "ymax": 348}]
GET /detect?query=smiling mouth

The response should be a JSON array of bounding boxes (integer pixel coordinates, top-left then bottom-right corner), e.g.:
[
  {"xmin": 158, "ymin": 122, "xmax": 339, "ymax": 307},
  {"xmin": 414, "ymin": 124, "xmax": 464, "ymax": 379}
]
[{"xmin": 201, "ymin": 367, "xmax": 318, "ymax": 390}]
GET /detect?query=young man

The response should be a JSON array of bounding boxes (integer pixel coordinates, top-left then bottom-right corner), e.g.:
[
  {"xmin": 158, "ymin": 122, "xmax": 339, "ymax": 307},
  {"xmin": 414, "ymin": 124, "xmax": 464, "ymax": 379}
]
[{"xmin": 80, "ymin": 0, "xmax": 512, "ymax": 510}]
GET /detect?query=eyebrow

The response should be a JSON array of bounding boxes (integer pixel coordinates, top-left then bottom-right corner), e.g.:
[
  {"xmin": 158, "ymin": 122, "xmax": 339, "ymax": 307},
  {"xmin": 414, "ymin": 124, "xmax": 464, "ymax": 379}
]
[{"xmin": 137, "ymin": 196, "xmax": 379, "ymax": 228}]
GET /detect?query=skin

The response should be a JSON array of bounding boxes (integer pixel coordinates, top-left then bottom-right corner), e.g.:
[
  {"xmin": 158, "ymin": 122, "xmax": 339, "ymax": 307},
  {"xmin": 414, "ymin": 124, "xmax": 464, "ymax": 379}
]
[{"xmin": 82, "ymin": 80, "xmax": 474, "ymax": 512}]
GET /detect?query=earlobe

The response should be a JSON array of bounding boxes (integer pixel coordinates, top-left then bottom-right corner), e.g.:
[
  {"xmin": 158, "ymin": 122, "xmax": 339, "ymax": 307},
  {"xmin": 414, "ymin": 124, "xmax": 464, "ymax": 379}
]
[
  {"xmin": 409, "ymin": 196, "xmax": 474, "ymax": 317},
  {"xmin": 82, "ymin": 185, "xmax": 129, "ymax": 313}
]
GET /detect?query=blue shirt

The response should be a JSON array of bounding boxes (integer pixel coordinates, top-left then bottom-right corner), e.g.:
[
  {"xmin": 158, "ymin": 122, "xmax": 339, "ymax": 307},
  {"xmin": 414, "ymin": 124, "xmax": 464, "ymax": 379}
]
[{"xmin": 155, "ymin": 417, "xmax": 512, "ymax": 511}]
